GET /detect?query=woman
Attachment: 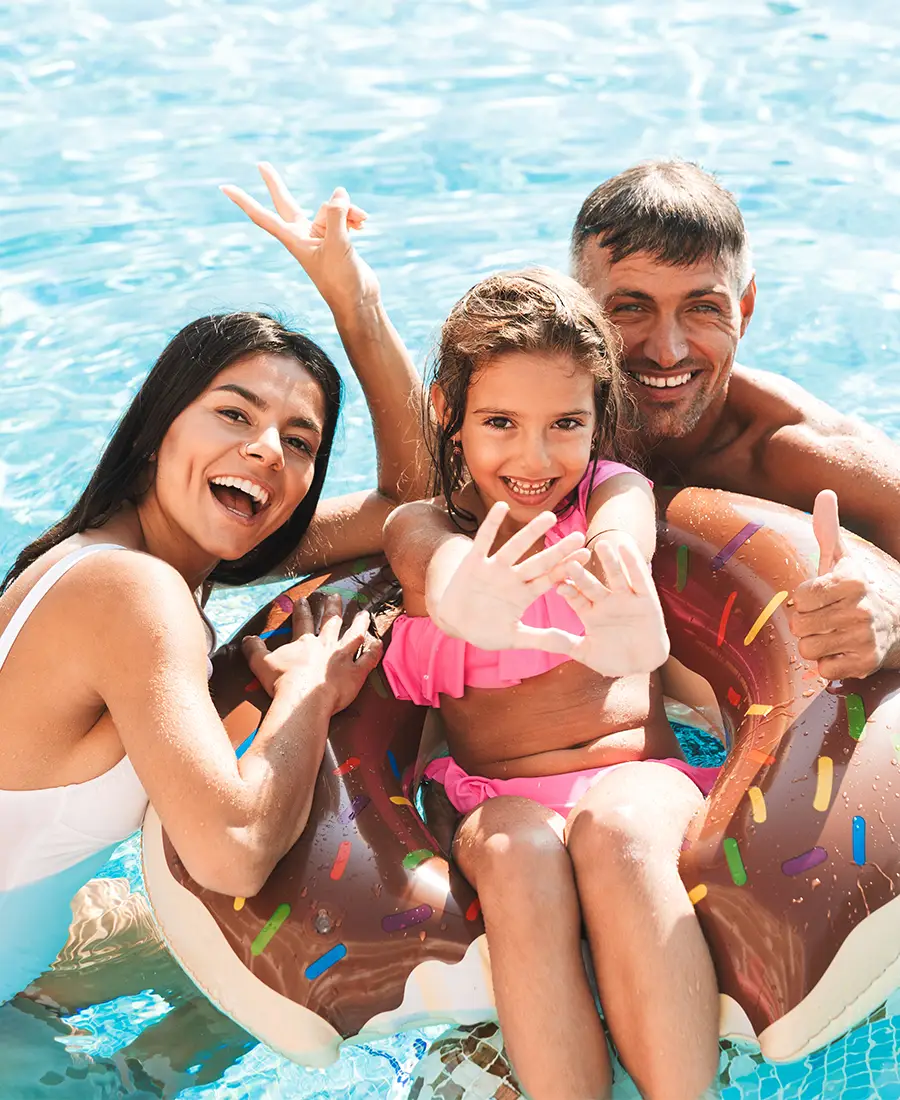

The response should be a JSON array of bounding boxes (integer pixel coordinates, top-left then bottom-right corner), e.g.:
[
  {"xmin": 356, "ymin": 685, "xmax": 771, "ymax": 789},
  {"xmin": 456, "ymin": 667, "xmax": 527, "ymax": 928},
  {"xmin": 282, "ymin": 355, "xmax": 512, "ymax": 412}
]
[{"xmin": 0, "ymin": 163, "xmax": 426, "ymax": 1004}]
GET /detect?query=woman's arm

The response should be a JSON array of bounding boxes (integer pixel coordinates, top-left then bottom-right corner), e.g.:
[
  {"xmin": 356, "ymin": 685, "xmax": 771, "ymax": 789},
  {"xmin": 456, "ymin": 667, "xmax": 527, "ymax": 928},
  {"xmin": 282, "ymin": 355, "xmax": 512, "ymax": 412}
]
[
  {"xmin": 222, "ymin": 165, "xmax": 427, "ymax": 574},
  {"xmin": 74, "ymin": 552, "xmax": 380, "ymax": 898}
]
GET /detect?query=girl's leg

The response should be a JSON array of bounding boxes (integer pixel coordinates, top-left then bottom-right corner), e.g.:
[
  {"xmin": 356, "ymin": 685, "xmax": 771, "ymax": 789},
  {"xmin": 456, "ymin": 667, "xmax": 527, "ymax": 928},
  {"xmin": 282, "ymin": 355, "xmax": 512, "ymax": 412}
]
[
  {"xmin": 565, "ymin": 763, "xmax": 720, "ymax": 1100},
  {"xmin": 454, "ymin": 795, "xmax": 612, "ymax": 1100}
]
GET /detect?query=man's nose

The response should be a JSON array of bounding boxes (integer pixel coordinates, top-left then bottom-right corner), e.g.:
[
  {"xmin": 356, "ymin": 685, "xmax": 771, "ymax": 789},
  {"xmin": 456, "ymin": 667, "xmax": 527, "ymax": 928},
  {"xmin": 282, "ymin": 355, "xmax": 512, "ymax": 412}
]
[
  {"xmin": 642, "ymin": 315, "xmax": 690, "ymax": 369},
  {"xmin": 243, "ymin": 425, "xmax": 285, "ymax": 469}
]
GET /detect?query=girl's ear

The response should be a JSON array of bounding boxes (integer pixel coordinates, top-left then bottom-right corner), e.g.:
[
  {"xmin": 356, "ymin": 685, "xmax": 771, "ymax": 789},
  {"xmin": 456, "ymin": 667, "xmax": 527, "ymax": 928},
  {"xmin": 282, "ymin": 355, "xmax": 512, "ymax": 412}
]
[{"xmin": 430, "ymin": 382, "xmax": 449, "ymax": 427}]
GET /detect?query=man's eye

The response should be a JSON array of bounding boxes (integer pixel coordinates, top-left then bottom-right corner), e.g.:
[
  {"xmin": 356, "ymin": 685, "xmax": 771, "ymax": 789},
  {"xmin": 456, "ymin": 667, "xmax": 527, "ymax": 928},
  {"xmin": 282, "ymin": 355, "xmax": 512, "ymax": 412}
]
[
  {"xmin": 691, "ymin": 303, "xmax": 721, "ymax": 314},
  {"xmin": 610, "ymin": 303, "xmax": 644, "ymax": 314}
]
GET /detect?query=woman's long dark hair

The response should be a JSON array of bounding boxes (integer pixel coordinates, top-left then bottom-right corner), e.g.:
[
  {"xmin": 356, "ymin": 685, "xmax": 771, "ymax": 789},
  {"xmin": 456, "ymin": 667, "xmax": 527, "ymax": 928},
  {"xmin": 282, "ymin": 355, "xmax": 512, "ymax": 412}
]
[{"xmin": 2, "ymin": 313, "xmax": 343, "ymax": 592}]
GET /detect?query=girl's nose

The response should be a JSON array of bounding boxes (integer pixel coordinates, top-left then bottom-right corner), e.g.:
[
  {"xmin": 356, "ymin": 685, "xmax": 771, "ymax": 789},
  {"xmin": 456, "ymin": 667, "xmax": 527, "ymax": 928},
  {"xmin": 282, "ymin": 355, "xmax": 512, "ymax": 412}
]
[{"xmin": 242, "ymin": 425, "xmax": 284, "ymax": 470}]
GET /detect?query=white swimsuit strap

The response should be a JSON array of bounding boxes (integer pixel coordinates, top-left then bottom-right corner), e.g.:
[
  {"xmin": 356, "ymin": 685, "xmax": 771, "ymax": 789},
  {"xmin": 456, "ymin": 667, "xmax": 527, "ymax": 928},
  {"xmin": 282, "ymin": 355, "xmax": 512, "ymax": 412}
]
[{"xmin": 0, "ymin": 544, "xmax": 125, "ymax": 673}]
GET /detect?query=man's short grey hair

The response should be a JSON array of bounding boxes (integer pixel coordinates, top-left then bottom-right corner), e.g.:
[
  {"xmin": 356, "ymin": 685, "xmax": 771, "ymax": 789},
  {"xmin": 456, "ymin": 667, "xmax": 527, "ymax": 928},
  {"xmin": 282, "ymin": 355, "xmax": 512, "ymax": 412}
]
[{"xmin": 571, "ymin": 160, "xmax": 754, "ymax": 294}]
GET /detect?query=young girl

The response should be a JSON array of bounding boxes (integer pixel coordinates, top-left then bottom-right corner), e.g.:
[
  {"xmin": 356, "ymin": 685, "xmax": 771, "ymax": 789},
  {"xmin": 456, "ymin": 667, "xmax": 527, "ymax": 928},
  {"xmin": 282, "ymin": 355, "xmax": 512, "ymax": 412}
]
[{"xmin": 383, "ymin": 269, "xmax": 720, "ymax": 1100}]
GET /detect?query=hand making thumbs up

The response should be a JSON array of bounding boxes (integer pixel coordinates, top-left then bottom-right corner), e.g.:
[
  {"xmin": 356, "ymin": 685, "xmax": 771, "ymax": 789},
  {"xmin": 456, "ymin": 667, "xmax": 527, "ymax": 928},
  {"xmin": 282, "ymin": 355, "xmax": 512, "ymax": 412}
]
[{"xmin": 791, "ymin": 490, "xmax": 897, "ymax": 680}]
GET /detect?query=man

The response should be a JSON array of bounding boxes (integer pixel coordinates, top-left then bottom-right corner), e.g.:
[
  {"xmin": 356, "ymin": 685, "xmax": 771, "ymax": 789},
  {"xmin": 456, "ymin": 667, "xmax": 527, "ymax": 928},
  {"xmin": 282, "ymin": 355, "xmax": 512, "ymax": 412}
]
[{"xmin": 572, "ymin": 160, "xmax": 900, "ymax": 681}]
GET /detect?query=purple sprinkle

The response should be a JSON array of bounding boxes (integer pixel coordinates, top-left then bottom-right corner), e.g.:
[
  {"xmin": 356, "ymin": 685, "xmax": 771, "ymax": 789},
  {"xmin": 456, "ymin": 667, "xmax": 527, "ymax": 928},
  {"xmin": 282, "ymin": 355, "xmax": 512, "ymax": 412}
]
[
  {"xmin": 382, "ymin": 904, "xmax": 433, "ymax": 932},
  {"xmin": 340, "ymin": 795, "xmax": 371, "ymax": 824},
  {"xmin": 710, "ymin": 523, "xmax": 764, "ymax": 571},
  {"xmin": 275, "ymin": 594, "xmax": 294, "ymax": 614},
  {"xmin": 781, "ymin": 846, "xmax": 828, "ymax": 876}
]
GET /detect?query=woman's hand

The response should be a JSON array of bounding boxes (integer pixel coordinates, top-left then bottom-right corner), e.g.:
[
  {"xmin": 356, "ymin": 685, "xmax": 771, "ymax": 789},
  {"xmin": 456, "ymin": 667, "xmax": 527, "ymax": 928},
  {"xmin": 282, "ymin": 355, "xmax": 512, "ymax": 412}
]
[
  {"xmin": 557, "ymin": 536, "xmax": 670, "ymax": 676},
  {"xmin": 428, "ymin": 502, "xmax": 590, "ymax": 653},
  {"xmin": 241, "ymin": 593, "xmax": 382, "ymax": 714},
  {"xmin": 221, "ymin": 162, "xmax": 379, "ymax": 316}
]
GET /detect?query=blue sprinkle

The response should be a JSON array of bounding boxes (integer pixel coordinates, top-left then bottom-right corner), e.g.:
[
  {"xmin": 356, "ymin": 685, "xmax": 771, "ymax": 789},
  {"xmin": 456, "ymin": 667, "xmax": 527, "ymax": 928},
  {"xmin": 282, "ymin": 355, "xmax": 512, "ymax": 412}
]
[
  {"xmin": 852, "ymin": 815, "xmax": 866, "ymax": 865},
  {"xmin": 236, "ymin": 728, "xmax": 258, "ymax": 759},
  {"xmin": 304, "ymin": 943, "xmax": 347, "ymax": 981},
  {"xmin": 413, "ymin": 1038, "xmax": 427, "ymax": 1059},
  {"xmin": 259, "ymin": 625, "xmax": 291, "ymax": 641},
  {"xmin": 387, "ymin": 750, "xmax": 401, "ymax": 780}
]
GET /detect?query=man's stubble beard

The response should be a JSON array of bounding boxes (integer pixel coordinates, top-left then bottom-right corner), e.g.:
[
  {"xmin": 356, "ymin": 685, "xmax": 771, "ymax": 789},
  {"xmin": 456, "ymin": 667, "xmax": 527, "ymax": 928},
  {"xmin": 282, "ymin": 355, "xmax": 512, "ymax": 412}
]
[{"xmin": 631, "ymin": 383, "xmax": 712, "ymax": 443}]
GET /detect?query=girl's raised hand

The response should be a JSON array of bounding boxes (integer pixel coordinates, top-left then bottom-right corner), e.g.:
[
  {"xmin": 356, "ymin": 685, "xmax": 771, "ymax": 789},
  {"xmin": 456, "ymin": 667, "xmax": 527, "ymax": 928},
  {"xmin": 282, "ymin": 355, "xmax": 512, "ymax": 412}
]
[
  {"xmin": 221, "ymin": 162, "xmax": 379, "ymax": 316},
  {"xmin": 429, "ymin": 501, "xmax": 591, "ymax": 653},
  {"xmin": 557, "ymin": 537, "xmax": 670, "ymax": 676}
]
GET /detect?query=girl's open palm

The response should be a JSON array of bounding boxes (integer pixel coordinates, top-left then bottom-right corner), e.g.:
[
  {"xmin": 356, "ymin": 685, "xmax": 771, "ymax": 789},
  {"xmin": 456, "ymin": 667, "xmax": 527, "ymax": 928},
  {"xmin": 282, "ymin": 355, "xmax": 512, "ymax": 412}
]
[
  {"xmin": 430, "ymin": 502, "xmax": 590, "ymax": 654},
  {"xmin": 221, "ymin": 162, "xmax": 379, "ymax": 313},
  {"xmin": 558, "ymin": 537, "xmax": 670, "ymax": 676}
]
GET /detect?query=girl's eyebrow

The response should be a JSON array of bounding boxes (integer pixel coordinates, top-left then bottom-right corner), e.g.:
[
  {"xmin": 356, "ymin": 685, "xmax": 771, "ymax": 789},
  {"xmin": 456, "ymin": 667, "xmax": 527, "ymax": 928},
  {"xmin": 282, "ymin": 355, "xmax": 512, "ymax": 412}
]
[
  {"xmin": 472, "ymin": 406, "xmax": 592, "ymax": 417},
  {"xmin": 211, "ymin": 383, "xmax": 323, "ymax": 435}
]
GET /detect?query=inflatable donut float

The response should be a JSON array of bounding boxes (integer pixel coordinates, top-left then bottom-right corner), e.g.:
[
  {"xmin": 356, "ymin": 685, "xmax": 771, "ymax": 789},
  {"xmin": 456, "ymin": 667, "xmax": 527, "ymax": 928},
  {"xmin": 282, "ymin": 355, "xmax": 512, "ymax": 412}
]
[{"xmin": 143, "ymin": 489, "xmax": 900, "ymax": 1066}]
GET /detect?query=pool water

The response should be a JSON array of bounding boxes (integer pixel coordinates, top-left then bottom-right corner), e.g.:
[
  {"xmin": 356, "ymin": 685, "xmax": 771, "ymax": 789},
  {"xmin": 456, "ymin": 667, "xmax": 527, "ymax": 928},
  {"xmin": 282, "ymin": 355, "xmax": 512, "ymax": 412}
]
[{"xmin": 2, "ymin": 0, "xmax": 900, "ymax": 1095}]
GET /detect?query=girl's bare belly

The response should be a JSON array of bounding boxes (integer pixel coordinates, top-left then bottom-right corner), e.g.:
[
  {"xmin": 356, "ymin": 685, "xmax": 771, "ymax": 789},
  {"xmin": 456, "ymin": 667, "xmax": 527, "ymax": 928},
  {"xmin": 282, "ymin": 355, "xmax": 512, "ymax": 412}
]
[{"xmin": 439, "ymin": 660, "xmax": 680, "ymax": 779}]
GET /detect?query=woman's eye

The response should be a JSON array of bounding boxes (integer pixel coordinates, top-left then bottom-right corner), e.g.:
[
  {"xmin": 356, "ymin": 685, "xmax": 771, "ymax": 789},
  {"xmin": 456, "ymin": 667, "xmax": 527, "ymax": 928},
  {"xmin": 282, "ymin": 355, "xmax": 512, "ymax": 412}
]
[
  {"xmin": 218, "ymin": 407, "xmax": 249, "ymax": 424},
  {"xmin": 484, "ymin": 417, "xmax": 512, "ymax": 430},
  {"xmin": 285, "ymin": 436, "xmax": 314, "ymax": 456}
]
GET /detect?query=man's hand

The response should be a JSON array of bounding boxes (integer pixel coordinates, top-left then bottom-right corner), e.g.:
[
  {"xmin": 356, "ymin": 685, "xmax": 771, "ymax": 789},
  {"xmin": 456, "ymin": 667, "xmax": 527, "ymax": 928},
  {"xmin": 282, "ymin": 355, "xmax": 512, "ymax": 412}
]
[{"xmin": 791, "ymin": 490, "xmax": 900, "ymax": 680}]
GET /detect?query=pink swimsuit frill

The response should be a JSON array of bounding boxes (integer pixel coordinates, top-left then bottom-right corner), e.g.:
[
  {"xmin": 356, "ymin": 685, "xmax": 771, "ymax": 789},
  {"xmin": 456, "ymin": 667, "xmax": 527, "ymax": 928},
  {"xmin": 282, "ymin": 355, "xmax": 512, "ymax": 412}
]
[{"xmin": 383, "ymin": 461, "xmax": 720, "ymax": 817}]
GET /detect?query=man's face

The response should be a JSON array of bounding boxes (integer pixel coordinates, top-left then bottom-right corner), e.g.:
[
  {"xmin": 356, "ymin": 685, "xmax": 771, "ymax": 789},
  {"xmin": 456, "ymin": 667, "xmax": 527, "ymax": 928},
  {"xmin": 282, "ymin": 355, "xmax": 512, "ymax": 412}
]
[{"xmin": 578, "ymin": 247, "xmax": 755, "ymax": 441}]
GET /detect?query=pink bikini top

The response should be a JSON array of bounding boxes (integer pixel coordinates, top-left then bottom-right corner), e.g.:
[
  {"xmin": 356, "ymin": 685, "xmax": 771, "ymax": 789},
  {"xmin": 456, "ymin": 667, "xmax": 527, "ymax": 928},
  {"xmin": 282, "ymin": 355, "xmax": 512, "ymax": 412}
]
[{"xmin": 382, "ymin": 460, "xmax": 649, "ymax": 707}]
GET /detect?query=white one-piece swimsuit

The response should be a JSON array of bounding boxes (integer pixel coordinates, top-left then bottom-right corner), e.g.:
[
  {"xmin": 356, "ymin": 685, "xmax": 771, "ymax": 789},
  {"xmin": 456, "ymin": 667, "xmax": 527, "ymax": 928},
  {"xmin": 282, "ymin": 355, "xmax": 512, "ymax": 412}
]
[{"xmin": 0, "ymin": 544, "xmax": 149, "ymax": 1003}]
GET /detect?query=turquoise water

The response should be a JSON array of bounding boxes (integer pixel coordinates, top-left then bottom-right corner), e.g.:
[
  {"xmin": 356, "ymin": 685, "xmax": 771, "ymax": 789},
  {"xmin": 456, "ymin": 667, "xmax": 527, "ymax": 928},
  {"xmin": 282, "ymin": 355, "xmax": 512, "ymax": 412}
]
[{"xmin": 3, "ymin": 0, "xmax": 900, "ymax": 1095}]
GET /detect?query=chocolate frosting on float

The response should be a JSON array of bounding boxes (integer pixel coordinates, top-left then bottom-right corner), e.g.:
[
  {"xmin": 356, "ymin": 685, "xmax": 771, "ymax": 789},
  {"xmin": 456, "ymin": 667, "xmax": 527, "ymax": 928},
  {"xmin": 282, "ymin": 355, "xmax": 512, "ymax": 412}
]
[{"xmin": 159, "ymin": 561, "xmax": 481, "ymax": 1038}]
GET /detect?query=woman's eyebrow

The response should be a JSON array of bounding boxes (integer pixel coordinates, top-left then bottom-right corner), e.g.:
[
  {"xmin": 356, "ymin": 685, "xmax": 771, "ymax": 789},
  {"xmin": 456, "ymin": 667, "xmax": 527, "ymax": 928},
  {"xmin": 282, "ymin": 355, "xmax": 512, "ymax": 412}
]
[{"xmin": 211, "ymin": 383, "xmax": 322, "ymax": 434}]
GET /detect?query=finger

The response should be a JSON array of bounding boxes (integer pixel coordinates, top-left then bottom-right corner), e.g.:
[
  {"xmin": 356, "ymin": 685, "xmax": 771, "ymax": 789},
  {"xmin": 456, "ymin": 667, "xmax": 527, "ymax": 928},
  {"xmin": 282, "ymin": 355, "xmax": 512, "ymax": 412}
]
[
  {"xmin": 306, "ymin": 590, "xmax": 328, "ymax": 633},
  {"xmin": 240, "ymin": 636, "xmax": 275, "ymax": 694},
  {"xmin": 324, "ymin": 187, "xmax": 352, "ymax": 245},
  {"xmin": 220, "ymin": 185, "xmax": 289, "ymax": 242},
  {"xmin": 291, "ymin": 596, "xmax": 315, "ymax": 637},
  {"xmin": 511, "ymin": 624, "xmax": 580, "ymax": 655},
  {"xmin": 557, "ymin": 582, "xmax": 592, "ymax": 616},
  {"xmin": 546, "ymin": 548, "xmax": 592, "ymax": 586},
  {"xmin": 792, "ymin": 575, "xmax": 846, "ymax": 614},
  {"xmin": 493, "ymin": 511, "xmax": 568, "ymax": 567},
  {"xmin": 791, "ymin": 603, "xmax": 860, "ymax": 639},
  {"xmin": 813, "ymin": 489, "xmax": 845, "ymax": 576},
  {"xmin": 257, "ymin": 161, "xmax": 308, "ymax": 227},
  {"xmin": 592, "ymin": 541, "xmax": 634, "ymax": 594},
  {"xmin": 613, "ymin": 539, "xmax": 656, "ymax": 597},
  {"xmin": 347, "ymin": 203, "xmax": 369, "ymax": 229},
  {"xmin": 559, "ymin": 559, "xmax": 608, "ymax": 601},
  {"xmin": 338, "ymin": 611, "xmax": 372, "ymax": 656},
  {"xmin": 354, "ymin": 633, "xmax": 383, "ymax": 672},
  {"xmin": 318, "ymin": 593, "xmax": 345, "ymax": 640},
  {"xmin": 515, "ymin": 532, "xmax": 589, "ymax": 582},
  {"xmin": 797, "ymin": 631, "xmax": 843, "ymax": 662},
  {"xmin": 340, "ymin": 609, "xmax": 373, "ymax": 643},
  {"xmin": 471, "ymin": 501, "xmax": 510, "ymax": 557}
]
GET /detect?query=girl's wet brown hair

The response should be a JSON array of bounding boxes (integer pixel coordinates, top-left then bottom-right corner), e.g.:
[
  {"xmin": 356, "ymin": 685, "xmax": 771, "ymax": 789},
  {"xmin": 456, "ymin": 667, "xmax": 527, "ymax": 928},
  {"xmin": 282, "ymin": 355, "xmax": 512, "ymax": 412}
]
[{"xmin": 429, "ymin": 266, "xmax": 638, "ymax": 528}]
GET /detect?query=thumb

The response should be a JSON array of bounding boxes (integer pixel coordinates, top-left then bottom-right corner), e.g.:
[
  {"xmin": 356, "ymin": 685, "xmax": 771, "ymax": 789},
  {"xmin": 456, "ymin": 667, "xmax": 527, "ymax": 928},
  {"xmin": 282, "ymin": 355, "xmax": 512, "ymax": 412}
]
[
  {"xmin": 324, "ymin": 187, "xmax": 351, "ymax": 246},
  {"xmin": 813, "ymin": 489, "xmax": 845, "ymax": 576},
  {"xmin": 241, "ymin": 636, "xmax": 273, "ymax": 689}
]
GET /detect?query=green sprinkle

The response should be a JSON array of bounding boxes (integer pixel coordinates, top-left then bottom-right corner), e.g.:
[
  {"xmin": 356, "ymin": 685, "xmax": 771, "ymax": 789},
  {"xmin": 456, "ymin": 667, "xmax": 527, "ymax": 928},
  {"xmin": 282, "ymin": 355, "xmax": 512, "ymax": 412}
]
[
  {"xmin": 676, "ymin": 544, "xmax": 689, "ymax": 592},
  {"xmin": 251, "ymin": 903, "xmax": 291, "ymax": 956},
  {"xmin": 845, "ymin": 694, "xmax": 867, "ymax": 741},
  {"xmin": 723, "ymin": 837, "xmax": 747, "ymax": 886},
  {"xmin": 403, "ymin": 849, "xmax": 435, "ymax": 870}
]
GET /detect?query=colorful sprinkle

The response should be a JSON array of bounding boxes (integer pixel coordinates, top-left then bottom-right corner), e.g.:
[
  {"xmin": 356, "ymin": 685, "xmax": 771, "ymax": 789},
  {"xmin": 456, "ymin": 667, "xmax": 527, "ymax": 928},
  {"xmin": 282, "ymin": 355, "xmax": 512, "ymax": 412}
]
[
  {"xmin": 465, "ymin": 898, "xmax": 482, "ymax": 921},
  {"xmin": 748, "ymin": 786, "xmax": 767, "ymax": 823},
  {"xmin": 782, "ymin": 847, "xmax": 828, "ymax": 876},
  {"xmin": 243, "ymin": 677, "xmax": 260, "ymax": 694},
  {"xmin": 711, "ymin": 523, "xmax": 764, "ymax": 571},
  {"xmin": 717, "ymin": 591, "xmax": 738, "ymax": 647},
  {"xmin": 402, "ymin": 849, "xmax": 435, "ymax": 870},
  {"xmin": 846, "ymin": 694, "xmax": 867, "ymax": 741},
  {"xmin": 744, "ymin": 591, "xmax": 789, "ymax": 646},
  {"xmin": 275, "ymin": 594, "xmax": 294, "ymax": 614},
  {"xmin": 339, "ymin": 795, "xmax": 371, "ymax": 824},
  {"xmin": 813, "ymin": 756, "xmax": 834, "ymax": 812},
  {"xmin": 688, "ymin": 884, "xmax": 708, "ymax": 905},
  {"xmin": 745, "ymin": 704, "xmax": 773, "ymax": 717},
  {"xmin": 723, "ymin": 837, "xmax": 747, "ymax": 885},
  {"xmin": 390, "ymin": 796, "xmax": 413, "ymax": 807},
  {"xmin": 853, "ymin": 816, "xmax": 866, "ymax": 865},
  {"xmin": 235, "ymin": 728, "xmax": 259, "ymax": 760},
  {"xmin": 387, "ymin": 750, "xmax": 401, "ymax": 780},
  {"xmin": 676, "ymin": 544, "xmax": 690, "ymax": 592},
  {"xmin": 330, "ymin": 841, "xmax": 352, "ymax": 880},
  {"xmin": 305, "ymin": 943, "xmax": 347, "ymax": 981},
  {"xmin": 251, "ymin": 903, "xmax": 291, "ymax": 956},
  {"xmin": 259, "ymin": 625, "xmax": 291, "ymax": 641},
  {"xmin": 333, "ymin": 757, "xmax": 360, "ymax": 776},
  {"xmin": 233, "ymin": 897, "xmax": 245, "ymax": 911},
  {"xmin": 382, "ymin": 904, "xmax": 433, "ymax": 932},
  {"xmin": 748, "ymin": 748, "xmax": 776, "ymax": 766},
  {"xmin": 727, "ymin": 686, "xmax": 742, "ymax": 707}
]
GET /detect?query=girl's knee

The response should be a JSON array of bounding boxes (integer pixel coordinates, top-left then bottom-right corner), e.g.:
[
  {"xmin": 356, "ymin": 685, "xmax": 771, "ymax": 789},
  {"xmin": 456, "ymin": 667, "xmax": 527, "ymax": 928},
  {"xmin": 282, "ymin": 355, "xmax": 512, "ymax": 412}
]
[
  {"xmin": 456, "ymin": 799, "xmax": 569, "ymax": 891},
  {"xmin": 566, "ymin": 803, "xmax": 674, "ymax": 882}
]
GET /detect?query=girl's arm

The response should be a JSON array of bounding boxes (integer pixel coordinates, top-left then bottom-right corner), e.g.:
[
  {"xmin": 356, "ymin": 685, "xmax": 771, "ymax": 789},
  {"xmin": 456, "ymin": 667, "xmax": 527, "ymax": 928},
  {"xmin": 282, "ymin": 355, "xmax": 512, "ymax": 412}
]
[
  {"xmin": 222, "ymin": 164, "xmax": 426, "ymax": 575},
  {"xmin": 583, "ymin": 471, "xmax": 658, "ymax": 566},
  {"xmin": 73, "ymin": 551, "xmax": 380, "ymax": 898}
]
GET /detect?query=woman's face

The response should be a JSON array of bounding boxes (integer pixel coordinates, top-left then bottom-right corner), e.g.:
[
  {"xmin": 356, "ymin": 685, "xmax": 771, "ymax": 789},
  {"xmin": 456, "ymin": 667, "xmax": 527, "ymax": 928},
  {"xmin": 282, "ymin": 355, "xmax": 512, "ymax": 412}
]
[
  {"xmin": 450, "ymin": 349, "xmax": 597, "ymax": 524},
  {"xmin": 144, "ymin": 352, "xmax": 327, "ymax": 568}
]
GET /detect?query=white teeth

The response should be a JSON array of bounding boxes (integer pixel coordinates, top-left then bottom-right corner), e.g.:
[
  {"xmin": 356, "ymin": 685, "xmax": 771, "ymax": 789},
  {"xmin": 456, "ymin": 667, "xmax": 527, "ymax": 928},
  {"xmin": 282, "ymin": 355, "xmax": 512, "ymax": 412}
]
[
  {"xmin": 632, "ymin": 372, "xmax": 695, "ymax": 389},
  {"xmin": 209, "ymin": 476, "xmax": 270, "ymax": 508},
  {"xmin": 505, "ymin": 477, "xmax": 553, "ymax": 496}
]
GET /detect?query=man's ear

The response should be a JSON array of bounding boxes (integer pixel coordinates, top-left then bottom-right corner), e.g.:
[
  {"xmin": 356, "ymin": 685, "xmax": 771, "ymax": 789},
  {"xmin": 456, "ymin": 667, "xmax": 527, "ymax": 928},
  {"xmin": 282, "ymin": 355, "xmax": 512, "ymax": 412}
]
[{"xmin": 739, "ymin": 275, "xmax": 757, "ymax": 336}]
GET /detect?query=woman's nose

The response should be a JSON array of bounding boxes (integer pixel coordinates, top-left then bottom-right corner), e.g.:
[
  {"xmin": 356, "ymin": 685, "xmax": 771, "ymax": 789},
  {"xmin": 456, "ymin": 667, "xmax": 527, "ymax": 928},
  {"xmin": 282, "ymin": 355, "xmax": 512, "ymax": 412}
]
[
  {"xmin": 242, "ymin": 425, "xmax": 284, "ymax": 469},
  {"xmin": 642, "ymin": 315, "xmax": 690, "ymax": 369}
]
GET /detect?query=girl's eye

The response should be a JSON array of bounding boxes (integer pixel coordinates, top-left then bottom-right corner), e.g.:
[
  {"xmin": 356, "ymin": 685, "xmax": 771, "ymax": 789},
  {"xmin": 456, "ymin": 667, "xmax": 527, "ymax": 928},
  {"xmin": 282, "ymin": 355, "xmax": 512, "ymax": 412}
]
[
  {"xmin": 484, "ymin": 416, "xmax": 513, "ymax": 430},
  {"xmin": 218, "ymin": 407, "xmax": 249, "ymax": 424},
  {"xmin": 554, "ymin": 418, "xmax": 584, "ymax": 431}
]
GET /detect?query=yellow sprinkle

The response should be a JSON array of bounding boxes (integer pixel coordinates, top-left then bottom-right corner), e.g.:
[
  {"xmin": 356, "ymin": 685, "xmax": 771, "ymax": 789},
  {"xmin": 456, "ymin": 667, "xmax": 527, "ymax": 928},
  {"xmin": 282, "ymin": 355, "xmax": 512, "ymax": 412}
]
[
  {"xmin": 744, "ymin": 591, "xmax": 789, "ymax": 645},
  {"xmin": 813, "ymin": 755, "xmax": 834, "ymax": 812},
  {"xmin": 745, "ymin": 704, "xmax": 773, "ymax": 717},
  {"xmin": 688, "ymin": 884, "xmax": 708, "ymax": 905},
  {"xmin": 233, "ymin": 897, "xmax": 245, "ymax": 911},
  {"xmin": 390, "ymin": 796, "xmax": 413, "ymax": 807},
  {"xmin": 748, "ymin": 786, "xmax": 767, "ymax": 823}
]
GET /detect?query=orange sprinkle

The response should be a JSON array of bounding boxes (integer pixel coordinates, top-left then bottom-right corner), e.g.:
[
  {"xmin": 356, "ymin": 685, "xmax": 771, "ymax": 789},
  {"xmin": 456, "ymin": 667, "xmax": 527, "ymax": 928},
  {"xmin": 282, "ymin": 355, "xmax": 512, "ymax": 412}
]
[
  {"xmin": 727, "ymin": 686, "xmax": 742, "ymax": 707},
  {"xmin": 333, "ymin": 757, "xmax": 360, "ymax": 776},
  {"xmin": 465, "ymin": 898, "xmax": 482, "ymax": 921},
  {"xmin": 390, "ymin": 796, "xmax": 413, "ymax": 807},
  {"xmin": 748, "ymin": 748, "xmax": 776, "ymax": 766},
  {"xmin": 243, "ymin": 678, "xmax": 260, "ymax": 693},
  {"xmin": 330, "ymin": 841, "xmax": 352, "ymax": 881},
  {"xmin": 717, "ymin": 591, "xmax": 738, "ymax": 647}
]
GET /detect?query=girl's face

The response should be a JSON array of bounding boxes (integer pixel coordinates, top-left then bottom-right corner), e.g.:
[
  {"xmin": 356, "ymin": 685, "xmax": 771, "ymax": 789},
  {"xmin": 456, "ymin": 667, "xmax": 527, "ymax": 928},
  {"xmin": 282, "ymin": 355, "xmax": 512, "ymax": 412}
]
[
  {"xmin": 142, "ymin": 352, "xmax": 326, "ymax": 571},
  {"xmin": 449, "ymin": 349, "xmax": 597, "ymax": 523}
]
